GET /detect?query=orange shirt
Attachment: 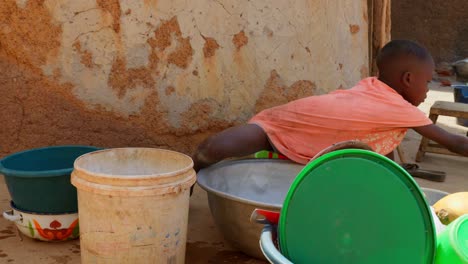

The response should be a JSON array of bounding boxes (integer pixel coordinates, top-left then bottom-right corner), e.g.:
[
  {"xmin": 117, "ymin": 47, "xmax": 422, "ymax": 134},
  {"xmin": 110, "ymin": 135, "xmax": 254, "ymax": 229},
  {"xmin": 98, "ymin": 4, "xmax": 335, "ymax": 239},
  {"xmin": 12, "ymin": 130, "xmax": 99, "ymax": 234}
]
[{"xmin": 249, "ymin": 77, "xmax": 432, "ymax": 164}]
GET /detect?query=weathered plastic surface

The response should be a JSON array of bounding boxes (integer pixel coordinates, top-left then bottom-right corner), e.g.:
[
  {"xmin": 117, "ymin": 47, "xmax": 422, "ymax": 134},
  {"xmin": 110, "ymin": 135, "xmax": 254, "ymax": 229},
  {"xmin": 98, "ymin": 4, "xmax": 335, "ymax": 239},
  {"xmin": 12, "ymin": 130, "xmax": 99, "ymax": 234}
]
[{"xmin": 72, "ymin": 148, "xmax": 196, "ymax": 264}]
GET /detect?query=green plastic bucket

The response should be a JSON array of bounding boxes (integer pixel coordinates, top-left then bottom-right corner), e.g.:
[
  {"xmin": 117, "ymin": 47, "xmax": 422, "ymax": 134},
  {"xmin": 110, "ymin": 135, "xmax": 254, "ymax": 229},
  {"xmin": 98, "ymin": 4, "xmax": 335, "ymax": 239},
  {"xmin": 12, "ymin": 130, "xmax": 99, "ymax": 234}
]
[
  {"xmin": 435, "ymin": 214, "xmax": 468, "ymax": 264},
  {"xmin": 0, "ymin": 146, "xmax": 100, "ymax": 213}
]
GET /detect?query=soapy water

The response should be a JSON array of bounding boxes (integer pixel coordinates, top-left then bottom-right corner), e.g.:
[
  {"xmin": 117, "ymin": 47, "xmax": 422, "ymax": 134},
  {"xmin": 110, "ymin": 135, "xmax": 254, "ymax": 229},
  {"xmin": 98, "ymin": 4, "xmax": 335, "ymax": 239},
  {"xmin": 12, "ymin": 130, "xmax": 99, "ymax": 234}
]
[
  {"xmin": 197, "ymin": 160, "xmax": 304, "ymax": 206},
  {"xmin": 198, "ymin": 160, "xmax": 448, "ymax": 221}
]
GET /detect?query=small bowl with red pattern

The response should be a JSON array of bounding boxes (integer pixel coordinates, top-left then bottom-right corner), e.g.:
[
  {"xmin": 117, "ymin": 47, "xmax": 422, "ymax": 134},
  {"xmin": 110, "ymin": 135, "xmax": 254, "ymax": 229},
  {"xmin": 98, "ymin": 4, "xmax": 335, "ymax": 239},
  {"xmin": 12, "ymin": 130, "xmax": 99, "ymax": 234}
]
[{"xmin": 2, "ymin": 201, "xmax": 79, "ymax": 242}]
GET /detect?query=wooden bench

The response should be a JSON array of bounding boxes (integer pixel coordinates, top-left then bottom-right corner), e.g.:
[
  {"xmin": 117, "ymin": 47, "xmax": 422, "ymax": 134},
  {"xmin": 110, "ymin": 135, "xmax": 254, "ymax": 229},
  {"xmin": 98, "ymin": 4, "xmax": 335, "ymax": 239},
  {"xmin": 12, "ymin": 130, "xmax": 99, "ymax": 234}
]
[{"xmin": 416, "ymin": 101, "xmax": 468, "ymax": 161}]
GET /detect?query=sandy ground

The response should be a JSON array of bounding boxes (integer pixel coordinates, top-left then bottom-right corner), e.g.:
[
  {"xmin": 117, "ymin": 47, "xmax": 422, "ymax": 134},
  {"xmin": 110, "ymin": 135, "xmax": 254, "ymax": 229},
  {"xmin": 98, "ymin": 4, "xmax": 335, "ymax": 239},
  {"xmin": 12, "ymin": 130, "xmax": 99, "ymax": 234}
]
[{"xmin": 0, "ymin": 81, "xmax": 466, "ymax": 264}]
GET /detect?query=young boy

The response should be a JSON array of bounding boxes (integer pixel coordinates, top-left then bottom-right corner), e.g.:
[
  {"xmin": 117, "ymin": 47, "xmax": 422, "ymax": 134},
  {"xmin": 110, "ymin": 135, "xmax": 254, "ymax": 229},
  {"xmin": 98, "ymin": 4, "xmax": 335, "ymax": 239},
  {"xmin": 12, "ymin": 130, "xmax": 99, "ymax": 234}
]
[{"xmin": 192, "ymin": 40, "xmax": 468, "ymax": 171}]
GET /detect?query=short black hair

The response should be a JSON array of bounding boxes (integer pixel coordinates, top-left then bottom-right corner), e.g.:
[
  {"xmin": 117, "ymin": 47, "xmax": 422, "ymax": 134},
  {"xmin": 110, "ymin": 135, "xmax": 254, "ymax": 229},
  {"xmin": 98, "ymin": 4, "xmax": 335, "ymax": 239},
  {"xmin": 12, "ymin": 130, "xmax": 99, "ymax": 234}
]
[{"xmin": 377, "ymin": 40, "xmax": 432, "ymax": 72}]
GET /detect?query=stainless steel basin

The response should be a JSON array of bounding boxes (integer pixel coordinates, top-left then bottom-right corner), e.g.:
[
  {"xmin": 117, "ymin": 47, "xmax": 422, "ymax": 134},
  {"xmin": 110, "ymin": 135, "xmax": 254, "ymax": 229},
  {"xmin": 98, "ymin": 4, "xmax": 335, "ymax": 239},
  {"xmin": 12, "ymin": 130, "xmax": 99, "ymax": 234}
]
[
  {"xmin": 420, "ymin": 187, "xmax": 449, "ymax": 205},
  {"xmin": 197, "ymin": 159, "xmax": 450, "ymax": 260},
  {"xmin": 197, "ymin": 159, "xmax": 304, "ymax": 259}
]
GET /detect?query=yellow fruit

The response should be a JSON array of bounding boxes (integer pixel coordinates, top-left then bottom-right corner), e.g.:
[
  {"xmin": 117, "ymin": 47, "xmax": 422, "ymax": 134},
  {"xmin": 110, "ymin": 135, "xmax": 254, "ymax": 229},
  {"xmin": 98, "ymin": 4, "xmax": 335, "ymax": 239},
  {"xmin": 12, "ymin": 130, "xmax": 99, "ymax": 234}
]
[{"xmin": 433, "ymin": 192, "xmax": 468, "ymax": 225}]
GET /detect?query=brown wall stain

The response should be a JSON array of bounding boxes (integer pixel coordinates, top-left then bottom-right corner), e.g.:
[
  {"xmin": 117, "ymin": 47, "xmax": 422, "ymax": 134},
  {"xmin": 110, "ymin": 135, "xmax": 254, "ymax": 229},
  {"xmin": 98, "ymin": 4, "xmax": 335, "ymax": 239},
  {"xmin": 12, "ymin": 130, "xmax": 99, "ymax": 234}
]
[
  {"xmin": 96, "ymin": 0, "xmax": 122, "ymax": 33},
  {"xmin": 0, "ymin": 1, "xmax": 62, "ymax": 72},
  {"xmin": 80, "ymin": 50, "xmax": 94, "ymax": 68},
  {"xmin": 349, "ymin": 24, "xmax": 360, "ymax": 34},
  {"xmin": 148, "ymin": 49, "xmax": 160, "ymax": 70},
  {"xmin": 200, "ymin": 36, "xmax": 223, "ymax": 99},
  {"xmin": 167, "ymin": 36, "xmax": 193, "ymax": 69},
  {"xmin": 149, "ymin": 17, "xmax": 182, "ymax": 51},
  {"xmin": 255, "ymin": 70, "xmax": 316, "ymax": 112},
  {"xmin": 232, "ymin": 30, "xmax": 248, "ymax": 50},
  {"xmin": 165, "ymin": 85, "xmax": 175, "ymax": 96},
  {"xmin": 73, "ymin": 42, "xmax": 94, "ymax": 68},
  {"xmin": 108, "ymin": 57, "xmax": 156, "ymax": 98},
  {"xmin": 148, "ymin": 16, "xmax": 194, "ymax": 69},
  {"xmin": 203, "ymin": 37, "xmax": 220, "ymax": 58}
]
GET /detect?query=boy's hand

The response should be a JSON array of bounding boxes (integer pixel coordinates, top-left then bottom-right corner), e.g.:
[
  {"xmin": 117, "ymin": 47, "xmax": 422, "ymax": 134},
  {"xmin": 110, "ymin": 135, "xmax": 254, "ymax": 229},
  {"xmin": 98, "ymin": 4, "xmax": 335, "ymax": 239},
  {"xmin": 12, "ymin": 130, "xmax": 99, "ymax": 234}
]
[{"xmin": 413, "ymin": 124, "xmax": 468, "ymax": 157}]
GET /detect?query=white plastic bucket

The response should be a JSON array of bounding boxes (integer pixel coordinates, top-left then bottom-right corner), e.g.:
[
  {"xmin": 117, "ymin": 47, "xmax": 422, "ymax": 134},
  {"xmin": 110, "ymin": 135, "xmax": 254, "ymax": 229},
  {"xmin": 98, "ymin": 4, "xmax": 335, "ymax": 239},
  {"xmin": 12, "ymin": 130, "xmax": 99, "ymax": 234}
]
[{"xmin": 71, "ymin": 148, "xmax": 196, "ymax": 264}]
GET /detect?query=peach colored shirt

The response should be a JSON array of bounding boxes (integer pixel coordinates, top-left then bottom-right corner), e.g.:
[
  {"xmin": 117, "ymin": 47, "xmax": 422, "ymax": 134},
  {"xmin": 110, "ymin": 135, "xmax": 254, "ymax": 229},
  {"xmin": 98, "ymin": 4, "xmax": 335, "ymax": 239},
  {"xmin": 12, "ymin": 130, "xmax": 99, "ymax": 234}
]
[{"xmin": 249, "ymin": 77, "xmax": 432, "ymax": 164}]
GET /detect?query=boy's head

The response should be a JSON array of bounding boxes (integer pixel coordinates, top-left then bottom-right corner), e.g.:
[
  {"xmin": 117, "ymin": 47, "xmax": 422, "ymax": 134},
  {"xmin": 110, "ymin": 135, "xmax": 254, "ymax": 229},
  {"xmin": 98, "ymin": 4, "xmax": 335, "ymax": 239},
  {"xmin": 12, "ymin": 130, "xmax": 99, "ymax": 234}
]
[{"xmin": 377, "ymin": 40, "xmax": 434, "ymax": 106}]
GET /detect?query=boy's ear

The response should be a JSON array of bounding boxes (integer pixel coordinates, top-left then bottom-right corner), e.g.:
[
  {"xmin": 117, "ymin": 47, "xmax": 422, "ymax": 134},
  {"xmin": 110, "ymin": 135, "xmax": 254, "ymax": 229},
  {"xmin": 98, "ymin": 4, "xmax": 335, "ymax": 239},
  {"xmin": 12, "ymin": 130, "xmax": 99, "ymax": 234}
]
[{"xmin": 402, "ymin": 71, "xmax": 412, "ymax": 88}]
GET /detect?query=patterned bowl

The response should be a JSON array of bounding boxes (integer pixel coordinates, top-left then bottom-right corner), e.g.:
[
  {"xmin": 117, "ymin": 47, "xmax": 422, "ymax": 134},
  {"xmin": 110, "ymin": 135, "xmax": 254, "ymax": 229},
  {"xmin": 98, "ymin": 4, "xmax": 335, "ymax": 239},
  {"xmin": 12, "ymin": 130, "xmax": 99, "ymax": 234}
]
[{"xmin": 2, "ymin": 201, "xmax": 79, "ymax": 242}]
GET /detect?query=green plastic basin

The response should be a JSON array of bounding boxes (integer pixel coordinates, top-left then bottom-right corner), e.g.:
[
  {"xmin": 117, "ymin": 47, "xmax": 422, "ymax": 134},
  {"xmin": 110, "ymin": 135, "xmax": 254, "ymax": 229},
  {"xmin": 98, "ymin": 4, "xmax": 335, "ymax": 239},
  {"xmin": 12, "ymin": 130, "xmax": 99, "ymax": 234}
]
[
  {"xmin": 435, "ymin": 214, "xmax": 468, "ymax": 264},
  {"xmin": 0, "ymin": 146, "xmax": 100, "ymax": 213},
  {"xmin": 278, "ymin": 149, "xmax": 436, "ymax": 264}
]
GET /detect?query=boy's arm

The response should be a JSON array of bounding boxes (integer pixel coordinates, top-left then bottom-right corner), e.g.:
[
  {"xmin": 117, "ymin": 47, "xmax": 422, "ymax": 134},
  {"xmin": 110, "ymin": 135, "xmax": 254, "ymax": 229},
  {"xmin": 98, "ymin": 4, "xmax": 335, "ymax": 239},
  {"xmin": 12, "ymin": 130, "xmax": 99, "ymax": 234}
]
[{"xmin": 413, "ymin": 124, "xmax": 468, "ymax": 157}]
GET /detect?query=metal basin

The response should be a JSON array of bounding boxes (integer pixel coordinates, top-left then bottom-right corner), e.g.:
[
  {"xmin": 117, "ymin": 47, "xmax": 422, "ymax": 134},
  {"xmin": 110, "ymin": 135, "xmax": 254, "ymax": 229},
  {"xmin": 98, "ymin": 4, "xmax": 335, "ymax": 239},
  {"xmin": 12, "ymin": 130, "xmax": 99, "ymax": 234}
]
[
  {"xmin": 197, "ymin": 159, "xmax": 304, "ymax": 259},
  {"xmin": 197, "ymin": 159, "xmax": 450, "ymax": 260},
  {"xmin": 421, "ymin": 187, "xmax": 449, "ymax": 205}
]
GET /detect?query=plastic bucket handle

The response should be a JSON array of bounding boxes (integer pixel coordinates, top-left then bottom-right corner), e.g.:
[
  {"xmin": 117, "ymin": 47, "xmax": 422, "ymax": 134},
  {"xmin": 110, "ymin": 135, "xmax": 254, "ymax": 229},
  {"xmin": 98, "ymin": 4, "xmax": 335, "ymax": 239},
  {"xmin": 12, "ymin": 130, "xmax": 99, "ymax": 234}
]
[
  {"xmin": 260, "ymin": 225, "xmax": 293, "ymax": 264},
  {"xmin": 3, "ymin": 210, "xmax": 22, "ymax": 222}
]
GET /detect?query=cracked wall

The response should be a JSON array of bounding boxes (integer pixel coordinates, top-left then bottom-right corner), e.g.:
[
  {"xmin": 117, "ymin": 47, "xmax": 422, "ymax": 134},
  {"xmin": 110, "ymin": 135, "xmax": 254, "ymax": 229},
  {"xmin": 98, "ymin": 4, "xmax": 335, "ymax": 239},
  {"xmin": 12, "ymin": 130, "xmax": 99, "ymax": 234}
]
[{"xmin": 0, "ymin": 0, "xmax": 369, "ymax": 156}]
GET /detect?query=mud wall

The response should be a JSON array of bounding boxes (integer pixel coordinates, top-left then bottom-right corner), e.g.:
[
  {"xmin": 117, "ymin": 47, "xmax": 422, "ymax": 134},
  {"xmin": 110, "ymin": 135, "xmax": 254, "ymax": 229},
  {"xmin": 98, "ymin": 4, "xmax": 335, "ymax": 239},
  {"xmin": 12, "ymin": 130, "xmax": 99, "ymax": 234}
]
[
  {"xmin": 0, "ymin": 0, "xmax": 369, "ymax": 156},
  {"xmin": 392, "ymin": 0, "xmax": 468, "ymax": 64}
]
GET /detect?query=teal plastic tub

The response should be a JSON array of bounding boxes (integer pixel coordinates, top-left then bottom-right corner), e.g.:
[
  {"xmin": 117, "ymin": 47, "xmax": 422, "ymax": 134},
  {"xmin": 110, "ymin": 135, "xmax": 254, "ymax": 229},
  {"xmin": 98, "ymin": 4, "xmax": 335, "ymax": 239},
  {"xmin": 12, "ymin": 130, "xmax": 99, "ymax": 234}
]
[{"xmin": 0, "ymin": 146, "xmax": 100, "ymax": 213}]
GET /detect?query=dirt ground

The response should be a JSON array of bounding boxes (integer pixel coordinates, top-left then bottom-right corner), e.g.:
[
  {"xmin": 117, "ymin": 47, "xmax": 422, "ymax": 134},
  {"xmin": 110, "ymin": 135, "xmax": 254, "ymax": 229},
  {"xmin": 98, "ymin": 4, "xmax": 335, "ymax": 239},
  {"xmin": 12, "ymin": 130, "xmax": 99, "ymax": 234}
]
[{"xmin": 0, "ymin": 81, "xmax": 466, "ymax": 263}]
